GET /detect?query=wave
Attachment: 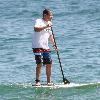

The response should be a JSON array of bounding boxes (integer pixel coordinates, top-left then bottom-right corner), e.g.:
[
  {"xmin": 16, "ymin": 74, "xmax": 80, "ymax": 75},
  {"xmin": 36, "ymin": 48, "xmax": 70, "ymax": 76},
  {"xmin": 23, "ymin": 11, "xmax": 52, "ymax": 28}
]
[{"xmin": 0, "ymin": 82, "xmax": 100, "ymax": 100}]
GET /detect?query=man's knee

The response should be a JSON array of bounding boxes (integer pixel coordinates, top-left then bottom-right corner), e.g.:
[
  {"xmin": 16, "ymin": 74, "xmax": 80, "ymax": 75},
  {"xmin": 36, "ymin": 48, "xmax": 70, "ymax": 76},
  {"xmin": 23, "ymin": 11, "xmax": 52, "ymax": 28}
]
[
  {"xmin": 35, "ymin": 55, "xmax": 42, "ymax": 64},
  {"xmin": 43, "ymin": 58, "xmax": 52, "ymax": 64},
  {"xmin": 36, "ymin": 64, "xmax": 42, "ymax": 68}
]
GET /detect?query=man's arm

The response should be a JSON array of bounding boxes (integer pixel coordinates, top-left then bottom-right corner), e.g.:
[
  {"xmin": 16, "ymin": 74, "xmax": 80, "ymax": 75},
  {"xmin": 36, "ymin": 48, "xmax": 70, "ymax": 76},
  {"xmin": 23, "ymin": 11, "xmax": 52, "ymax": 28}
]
[
  {"xmin": 34, "ymin": 26, "xmax": 46, "ymax": 32},
  {"xmin": 49, "ymin": 35, "xmax": 58, "ymax": 50},
  {"xmin": 34, "ymin": 24, "xmax": 51, "ymax": 32},
  {"xmin": 49, "ymin": 35, "xmax": 55, "ymax": 45}
]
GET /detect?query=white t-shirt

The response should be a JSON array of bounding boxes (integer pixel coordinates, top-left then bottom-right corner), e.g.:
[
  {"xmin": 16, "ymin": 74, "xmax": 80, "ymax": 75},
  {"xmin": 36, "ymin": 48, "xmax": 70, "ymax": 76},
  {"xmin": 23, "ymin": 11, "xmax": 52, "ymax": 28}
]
[{"xmin": 32, "ymin": 18, "xmax": 52, "ymax": 49}]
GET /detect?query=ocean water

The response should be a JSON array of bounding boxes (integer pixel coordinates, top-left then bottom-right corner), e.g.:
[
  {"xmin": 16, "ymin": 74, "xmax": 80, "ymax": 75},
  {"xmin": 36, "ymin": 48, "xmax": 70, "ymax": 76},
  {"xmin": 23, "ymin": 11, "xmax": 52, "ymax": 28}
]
[{"xmin": 0, "ymin": 0, "xmax": 100, "ymax": 100}]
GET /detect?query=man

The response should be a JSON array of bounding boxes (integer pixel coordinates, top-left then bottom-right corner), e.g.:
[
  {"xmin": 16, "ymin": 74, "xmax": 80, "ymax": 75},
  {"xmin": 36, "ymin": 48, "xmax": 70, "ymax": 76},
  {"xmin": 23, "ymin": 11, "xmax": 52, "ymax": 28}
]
[{"xmin": 32, "ymin": 9, "xmax": 57, "ymax": 86}]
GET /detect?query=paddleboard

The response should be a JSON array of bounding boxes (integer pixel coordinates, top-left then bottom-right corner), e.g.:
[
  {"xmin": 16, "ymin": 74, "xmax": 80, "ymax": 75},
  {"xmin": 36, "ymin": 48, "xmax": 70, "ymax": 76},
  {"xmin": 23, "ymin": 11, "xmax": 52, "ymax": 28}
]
[
  {"xmin": 32, "ymin": 83, "xmax": 76, "ymax": 88},
  {"xmin": 32, "ymin": 82, "xmax": 100, "ymax": 88},
  {"xmin": 15, "ymin": 82, "xmax": 100, "ymax": 89}
]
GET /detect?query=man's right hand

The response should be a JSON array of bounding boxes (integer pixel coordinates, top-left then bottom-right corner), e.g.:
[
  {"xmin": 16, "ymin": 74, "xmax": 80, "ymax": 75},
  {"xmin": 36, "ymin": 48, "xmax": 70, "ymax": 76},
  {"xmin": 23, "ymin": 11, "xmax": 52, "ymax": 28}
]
[{"xmin": 46, "ymin": 21, "xmax": 52, "ymax": 28}]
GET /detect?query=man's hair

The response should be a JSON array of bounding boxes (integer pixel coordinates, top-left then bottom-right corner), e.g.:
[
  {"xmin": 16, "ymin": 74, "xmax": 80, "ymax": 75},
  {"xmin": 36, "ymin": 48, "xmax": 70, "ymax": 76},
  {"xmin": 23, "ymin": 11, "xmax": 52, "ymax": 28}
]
[{"xmin": 43, "ymin": 9, "xmax": 51, "ymax": 17}]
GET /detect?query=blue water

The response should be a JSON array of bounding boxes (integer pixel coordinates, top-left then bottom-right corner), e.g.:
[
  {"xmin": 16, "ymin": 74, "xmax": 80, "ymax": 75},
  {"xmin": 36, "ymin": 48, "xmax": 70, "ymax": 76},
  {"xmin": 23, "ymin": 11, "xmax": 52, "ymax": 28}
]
[{"xmin": 0, "ymin": 0, "xmax": 100, "ymax": 99}]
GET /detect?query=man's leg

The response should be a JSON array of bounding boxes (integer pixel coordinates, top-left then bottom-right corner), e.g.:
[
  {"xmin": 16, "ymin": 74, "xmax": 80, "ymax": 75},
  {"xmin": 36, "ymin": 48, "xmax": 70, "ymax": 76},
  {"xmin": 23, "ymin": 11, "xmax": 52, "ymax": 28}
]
[
  {"xmin": 43, "ymin": 52, "xmax": 52, "ymax": 84},
  {"xmin": 36, "ymin": 64, "xmax": 42, "ymax": 82},
  {"xmin": 35, "ymin": 54, "xmax": 42, "ymax": 85},
  {"xmin": 46, "ymin": 64, "xmax": 52, "ymax": 83}
]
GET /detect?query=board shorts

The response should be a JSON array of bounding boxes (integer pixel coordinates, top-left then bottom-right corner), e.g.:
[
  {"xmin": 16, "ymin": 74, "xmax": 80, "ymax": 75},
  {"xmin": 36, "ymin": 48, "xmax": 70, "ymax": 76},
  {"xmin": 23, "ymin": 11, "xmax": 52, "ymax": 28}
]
[{"xmin": 32, "ymin": 48, "xmax": 52, "ymax": 64}]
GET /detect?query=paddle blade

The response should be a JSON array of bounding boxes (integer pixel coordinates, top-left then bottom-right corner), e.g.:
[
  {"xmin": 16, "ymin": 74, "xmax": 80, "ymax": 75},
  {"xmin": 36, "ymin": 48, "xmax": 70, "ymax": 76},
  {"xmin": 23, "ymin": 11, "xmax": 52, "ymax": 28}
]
[{"xmin": 63, "ymin": 78, "xmax": 70, "ymax": 84}]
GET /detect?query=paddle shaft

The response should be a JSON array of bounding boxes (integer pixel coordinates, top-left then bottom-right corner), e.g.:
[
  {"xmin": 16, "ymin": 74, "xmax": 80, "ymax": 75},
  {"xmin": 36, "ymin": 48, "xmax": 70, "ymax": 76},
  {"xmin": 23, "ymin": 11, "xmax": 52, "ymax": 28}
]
[
  {"xmin": 56, "ymin": 50, "xmax": 65, "ymax": 80},
  {"xmin": 51, "ymin": 27, "xmax": 65, "ymax": 81}
]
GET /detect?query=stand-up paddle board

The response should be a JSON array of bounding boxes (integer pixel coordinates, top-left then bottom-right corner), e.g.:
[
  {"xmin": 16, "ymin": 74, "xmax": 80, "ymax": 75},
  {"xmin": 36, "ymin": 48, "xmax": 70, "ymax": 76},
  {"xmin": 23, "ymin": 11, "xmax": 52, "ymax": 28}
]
[
  {"xmin": 32, "ymin": 83, "xmax": 77, "ymax": 88},
  {"xmin": 32, "ymin": 82, "xmax": 100, "ymax": 88}
]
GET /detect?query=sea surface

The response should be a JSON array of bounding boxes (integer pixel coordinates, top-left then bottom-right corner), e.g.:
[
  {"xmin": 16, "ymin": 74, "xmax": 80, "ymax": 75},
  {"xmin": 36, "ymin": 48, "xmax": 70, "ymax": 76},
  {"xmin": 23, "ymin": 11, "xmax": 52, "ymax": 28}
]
[{"xmin": 0, "ymin": 0, "xmax": 100, "ymax": 100}]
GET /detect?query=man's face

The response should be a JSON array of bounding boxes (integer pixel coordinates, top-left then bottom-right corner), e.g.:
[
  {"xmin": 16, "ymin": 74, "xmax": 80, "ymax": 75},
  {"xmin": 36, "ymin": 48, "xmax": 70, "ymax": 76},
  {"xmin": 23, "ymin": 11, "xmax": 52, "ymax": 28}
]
[{"xmin": 45, "ymin": 11, "xmax": 53, "ymax": 21}]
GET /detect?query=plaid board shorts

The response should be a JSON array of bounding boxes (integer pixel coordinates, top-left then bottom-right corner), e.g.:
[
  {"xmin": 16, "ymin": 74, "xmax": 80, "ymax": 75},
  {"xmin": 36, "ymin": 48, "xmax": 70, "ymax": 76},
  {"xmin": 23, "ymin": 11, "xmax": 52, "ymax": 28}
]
[{"xmin": 32, "ymin": 48, "xmax": 52, "ymax": 64}]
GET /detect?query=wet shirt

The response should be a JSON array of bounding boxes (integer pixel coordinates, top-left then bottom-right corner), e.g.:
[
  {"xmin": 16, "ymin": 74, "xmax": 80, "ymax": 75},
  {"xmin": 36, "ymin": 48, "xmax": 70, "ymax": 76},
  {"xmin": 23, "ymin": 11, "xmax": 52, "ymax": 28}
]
[{"xmin": 32, "ymin": 18, "xmax": 52, "ymax": 49}]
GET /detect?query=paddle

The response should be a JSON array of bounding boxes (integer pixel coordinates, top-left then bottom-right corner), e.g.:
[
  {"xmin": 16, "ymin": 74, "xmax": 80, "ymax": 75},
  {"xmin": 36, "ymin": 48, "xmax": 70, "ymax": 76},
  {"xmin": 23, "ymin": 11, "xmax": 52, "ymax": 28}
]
[{"xmin": 51, "ymin": 27, "xmax": 70, "ymax": 84}]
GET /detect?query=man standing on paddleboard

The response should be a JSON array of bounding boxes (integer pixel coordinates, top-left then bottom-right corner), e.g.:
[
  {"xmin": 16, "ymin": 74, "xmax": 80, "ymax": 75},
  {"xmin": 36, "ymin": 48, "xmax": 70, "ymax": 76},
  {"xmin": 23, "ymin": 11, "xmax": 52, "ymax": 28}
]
[{"xmin": 32, "ymin": 9, "xmax": 57, "ymax": 86}]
